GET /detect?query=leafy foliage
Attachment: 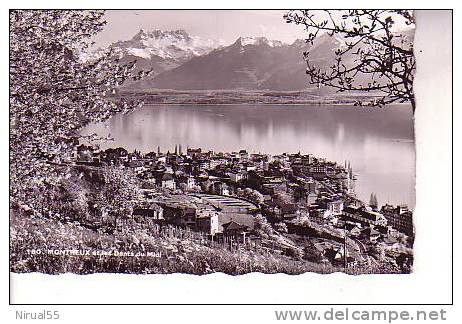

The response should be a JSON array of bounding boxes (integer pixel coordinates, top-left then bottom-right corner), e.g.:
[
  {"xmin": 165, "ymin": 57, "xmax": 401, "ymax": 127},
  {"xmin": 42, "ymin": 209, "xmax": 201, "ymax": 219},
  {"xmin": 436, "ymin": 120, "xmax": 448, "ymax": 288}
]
[
  {"xmin": 10, "ymin": 10, "xmax": 147, "ymax": 210},
  {"xmin": 98, "ymin": 166, "xmax": 143, "ymax": 228},
  {"xmin": 10, "ymin": 211, "xmax": 339, "ymax": 275},
  {"xmin": 253, "ymin": 214, "xmax": 274, "ymax": 238},
  {"xmin": 275, "ymin": 222, "xmax": 289, "ymax": 234},
  {"xmin": 284, "ymin": 10, "xmax": 416, "ymax": 111}
]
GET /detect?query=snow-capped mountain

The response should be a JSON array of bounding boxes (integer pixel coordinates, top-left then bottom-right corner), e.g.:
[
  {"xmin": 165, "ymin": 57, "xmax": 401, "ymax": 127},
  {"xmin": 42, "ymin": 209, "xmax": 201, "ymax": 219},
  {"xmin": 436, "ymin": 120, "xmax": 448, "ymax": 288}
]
[
  {"xmin": 107, "ymin": 29, "xmax": 225, "ymax": 76},
  {"xmin": 237, "ymin": 36, "xmax": 284, "ymax": 48},
  {"xmin": 122, "ymin": 29, "xmax": 414, "ymax": 91},
  {"xmin": 130, "ymin": 36, "xmax": 313, "ymax": 91},
  {"xmin": 112, "ymin": 29, "xmax": 224, "ymax": 61}
]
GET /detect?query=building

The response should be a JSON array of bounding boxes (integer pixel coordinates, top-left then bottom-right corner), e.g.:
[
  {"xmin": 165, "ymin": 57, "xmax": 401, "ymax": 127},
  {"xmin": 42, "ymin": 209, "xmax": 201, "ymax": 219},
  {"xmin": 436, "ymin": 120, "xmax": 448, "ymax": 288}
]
[
  {"xmin": 343, "ymin": 205, "xmax": 387, "ymax": 227},
  {"xmin": 176, "ymin": 175, "xmax": 197, "ymax": 191},
  {"xmin": 345, "ymin": 222, "xmax": 361, "ymax": 237},
  {"xmin": 187, "ymin": 148, "xmax": 202, "ymax": 158},
  {"xmin": 128, "ymin": 159, "xmax": 146, "ymax": 174},
  {"xmin": 381, "ymin": 204, "xmax": 414, "ymax": 236},
  {"xmin": 132, "ymin": 203, "xmax": 164, "ymax": 221},
  {"xmin": 212, "ymin": 181, "xmax": 229, "ymax": 196},
  {"xmin": 196, "ymin": 211, "xmax": 254, "ymax": 239},
  {"xmin": 199, "ymin": 159, "xmax": 210, "ymax": 170},
  {"xmin": 327, "ymin": 199, "xmax": 344, "ymax": 216},
  {"xmin": 239, "ymin": 150, "xmax": 249, "ymax": 161},
  {"xmin": 162, "ymin": 203, "xmax": 196, "ymax": 228},
  {"xmin": 310, "ymin": 164, "xmax": 327, "ymax": 174},
  {"xmin": 360, "ymin": 227, "xmax": 381, "ymax": 243},
  {"xmin": 306, "ymin": 193, "xmax": 318, "ymax": 205},
  {"xmin": 195, "ymin": 194, "xmax": 258, "ymax": 214},
  {"xmin": 309, "ymin": 206, "xmax": 327, "ymax": 221},
  {"xmin": 301, "ymin": 154, "xmax": 314, "ymax": 166},
  {"xmin": 196, "ymin": 207, "xmax": 221, "ymax": 235},
  {"xmin": 229, "ymin": 170, "xmax": 247, "ymax": 183},
  {"xmin": 304, "ymin": 178, "xmax": 317, "ymax": 194},
  {"xmin": 209, "ymin": 158, "xmax": 225, "ymax": 169},
  {"xmin": 158, "ymin": 173, "xmax": 176, "ymax": 190},
  {"xmin": 222, "ymin": 221, "xmax": 249, "ymax": 237},
  {"xmin": 218, "ymin": 213, "xmax": 255, "ymax": 240}
]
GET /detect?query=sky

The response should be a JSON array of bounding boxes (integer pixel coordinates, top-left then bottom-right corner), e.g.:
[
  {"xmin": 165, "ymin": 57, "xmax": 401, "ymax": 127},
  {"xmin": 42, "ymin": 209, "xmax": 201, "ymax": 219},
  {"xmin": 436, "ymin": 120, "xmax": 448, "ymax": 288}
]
[
  {"xmin": 92, "ymin": 10, "xmax": 308, "ymax": 47},
  {"xmin": 92, "ymin": 10, "xmax": 414, "ymax": 48}
]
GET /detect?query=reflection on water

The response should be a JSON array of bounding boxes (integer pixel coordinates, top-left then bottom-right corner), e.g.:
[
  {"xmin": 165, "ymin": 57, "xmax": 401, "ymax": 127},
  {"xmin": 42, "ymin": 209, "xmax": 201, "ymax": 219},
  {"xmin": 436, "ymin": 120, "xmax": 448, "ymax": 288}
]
[{"xmin": 82, "ymin": 104, "xmax": 415, "ymax": 208}]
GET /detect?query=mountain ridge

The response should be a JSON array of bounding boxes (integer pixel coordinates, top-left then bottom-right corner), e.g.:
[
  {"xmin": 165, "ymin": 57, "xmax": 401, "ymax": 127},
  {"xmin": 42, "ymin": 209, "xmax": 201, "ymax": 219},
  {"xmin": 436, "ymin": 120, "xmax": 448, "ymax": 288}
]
[
  {"xmin": 100, "ymin": 29, "xmax": 225, "ymax": 77},
  {"xmin": 130, "ymin": 34, "xmax": 315, "ymax": 91},
  {"xmin": 106, "ymin": 28, "xmax": 414, "ymax": 92}
]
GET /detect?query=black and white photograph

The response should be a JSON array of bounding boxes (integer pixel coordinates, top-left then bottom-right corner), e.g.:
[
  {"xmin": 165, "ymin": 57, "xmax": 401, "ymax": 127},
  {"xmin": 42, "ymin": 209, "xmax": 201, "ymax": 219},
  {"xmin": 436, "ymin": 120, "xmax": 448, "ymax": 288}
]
[
  {"xmin": 8, "ymin": 9, "xmax": 420, "ymax": 278},
  {"xmin": 9, "ymin": 7, "xmax": 453, "ymax": 292}
]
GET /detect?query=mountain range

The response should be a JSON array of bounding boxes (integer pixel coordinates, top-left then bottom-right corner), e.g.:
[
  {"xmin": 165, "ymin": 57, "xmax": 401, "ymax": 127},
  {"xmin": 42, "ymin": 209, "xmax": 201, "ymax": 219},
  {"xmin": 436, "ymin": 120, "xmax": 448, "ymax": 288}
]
[
  {"xmin": 104, "ymin": 28, "xmax": 413, "ymax": 92},
  {"xmin": 108, "ymin": 29, "xmax": 224, "ymax": 76}
]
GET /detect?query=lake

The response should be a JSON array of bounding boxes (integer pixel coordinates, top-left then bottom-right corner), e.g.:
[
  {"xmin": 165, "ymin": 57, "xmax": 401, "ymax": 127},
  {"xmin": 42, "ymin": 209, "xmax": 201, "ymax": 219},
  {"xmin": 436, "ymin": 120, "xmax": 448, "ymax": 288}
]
[{"xmin": 82, "ymin": 104, "xmax": 415, "ymax": 209}]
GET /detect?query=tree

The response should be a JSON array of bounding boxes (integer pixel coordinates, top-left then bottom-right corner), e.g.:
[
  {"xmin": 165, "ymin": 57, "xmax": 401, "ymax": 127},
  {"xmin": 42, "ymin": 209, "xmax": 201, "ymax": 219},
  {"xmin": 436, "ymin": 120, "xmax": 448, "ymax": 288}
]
[
  {"xmin": 98, "ymin": 166, "xmax": 143, "ymax": 229},
  {"xmin": 10, "ymin": 10, "xmax": 147, "ymax": 211},
  {"xmin": 253, "ymin": 214, "xmax": 274, "ymax": 238},
  {"xmin": 369, "ymin": 243, "xmax": 386, "ymax": 261},
  {"xmin": 275, "ymin": 222, "xmax": 288, "ymax": 234},
  {"xmin": 284, "ymin": 10, "xmax": 416, "ymax": 111},
  {"xmin": 369, "ymin": 192, "xmax": 378, "ymax": 209},
  {"xmin": 296, "ymin": 215, "xmax": 312, "ymax": 228}
]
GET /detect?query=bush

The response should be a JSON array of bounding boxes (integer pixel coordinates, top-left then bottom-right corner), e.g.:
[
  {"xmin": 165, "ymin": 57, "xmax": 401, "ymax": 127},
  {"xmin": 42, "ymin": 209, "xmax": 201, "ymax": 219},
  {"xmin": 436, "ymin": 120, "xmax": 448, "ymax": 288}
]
[
  {"xmin": 10, "ymin": 211, "xmax": 339, "ymax": 275},
  {"xmin": 275, "ymin": 222, "xmax": 288, "ymax": 234}
]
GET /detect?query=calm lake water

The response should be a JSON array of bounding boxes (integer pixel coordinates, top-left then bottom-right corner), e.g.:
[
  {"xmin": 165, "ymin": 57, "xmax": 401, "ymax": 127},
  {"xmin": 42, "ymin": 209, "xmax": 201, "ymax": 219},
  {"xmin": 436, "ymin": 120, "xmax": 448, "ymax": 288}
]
[{"xmin": 82, "ymin": 104, "xmax": 415, "ymax": 209}]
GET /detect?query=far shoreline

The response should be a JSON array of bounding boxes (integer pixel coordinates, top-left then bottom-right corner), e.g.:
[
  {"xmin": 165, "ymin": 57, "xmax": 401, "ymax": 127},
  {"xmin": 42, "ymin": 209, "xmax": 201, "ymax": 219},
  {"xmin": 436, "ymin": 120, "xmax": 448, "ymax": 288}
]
[
  {"xmin": 138, "ymin": 102, "xmax": 412, "ymax": 107},
  {"xmin": 116, "ymin": 89, "xmax": 413, "ymax": 108}
]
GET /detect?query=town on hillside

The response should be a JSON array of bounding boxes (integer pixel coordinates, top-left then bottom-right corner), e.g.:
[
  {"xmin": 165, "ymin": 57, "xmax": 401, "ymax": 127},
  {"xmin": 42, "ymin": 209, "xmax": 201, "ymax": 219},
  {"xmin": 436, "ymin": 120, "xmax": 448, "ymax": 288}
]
[{"xmin": 50, "ymin": 142, "xmax": 414, "ymax": 272}]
